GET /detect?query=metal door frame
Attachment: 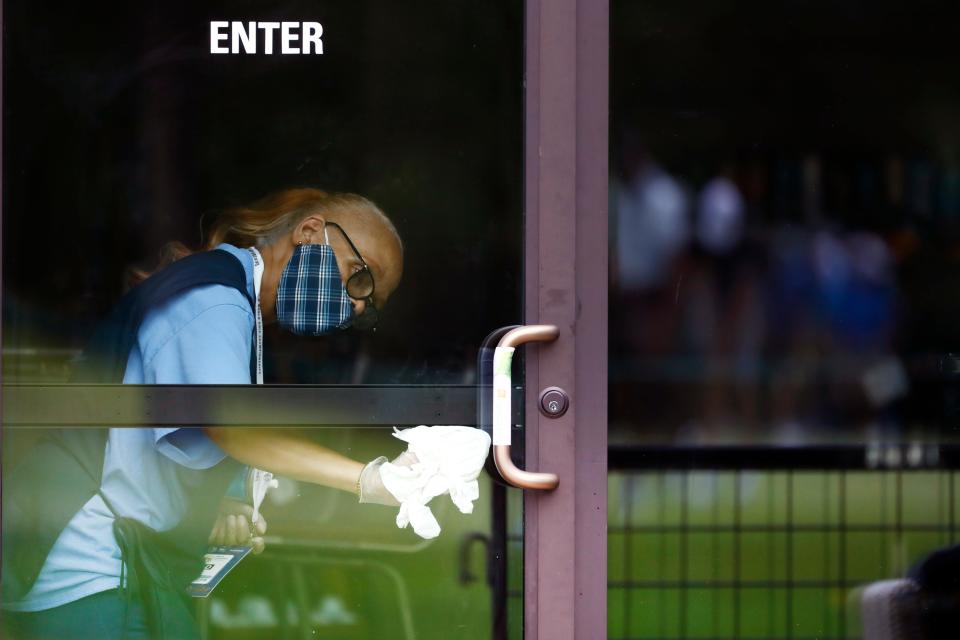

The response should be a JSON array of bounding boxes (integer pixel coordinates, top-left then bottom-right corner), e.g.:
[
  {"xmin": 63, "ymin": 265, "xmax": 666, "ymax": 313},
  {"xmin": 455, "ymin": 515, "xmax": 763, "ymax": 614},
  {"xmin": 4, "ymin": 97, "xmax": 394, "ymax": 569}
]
[{"xmin": 523, "ymin": 1, "xmax": 608, "ymax": 637}]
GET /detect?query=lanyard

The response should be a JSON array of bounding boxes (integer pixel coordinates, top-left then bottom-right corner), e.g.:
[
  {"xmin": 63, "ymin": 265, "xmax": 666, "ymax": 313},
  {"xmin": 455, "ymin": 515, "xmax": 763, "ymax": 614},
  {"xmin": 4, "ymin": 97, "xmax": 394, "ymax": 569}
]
[
  {"xmin": 246, "ymin": 247, "xmax": 265, "ymax": 385},
  {"xmin": 244, "ymin": 247, "xmax": 273, "ymax": 523}
]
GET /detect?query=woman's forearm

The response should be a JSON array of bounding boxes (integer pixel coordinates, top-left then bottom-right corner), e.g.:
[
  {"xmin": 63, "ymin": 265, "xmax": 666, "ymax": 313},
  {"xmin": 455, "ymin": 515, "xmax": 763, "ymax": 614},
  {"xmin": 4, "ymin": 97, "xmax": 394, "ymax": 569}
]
[{"xmin": 204, "ymin": 427, "xmax": 364, "ymax": 494}]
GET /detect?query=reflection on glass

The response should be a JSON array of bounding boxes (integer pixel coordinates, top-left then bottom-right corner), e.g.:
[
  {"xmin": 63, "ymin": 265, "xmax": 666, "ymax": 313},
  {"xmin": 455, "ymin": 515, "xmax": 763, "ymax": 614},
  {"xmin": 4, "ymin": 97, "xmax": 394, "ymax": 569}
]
[
  {"xmin": 211, "ymin": 428, "xmax": 500, "ymax": 640},
  {"xmin": 2, "ymin": 426, "xmax": 506, "ymax": 639}
]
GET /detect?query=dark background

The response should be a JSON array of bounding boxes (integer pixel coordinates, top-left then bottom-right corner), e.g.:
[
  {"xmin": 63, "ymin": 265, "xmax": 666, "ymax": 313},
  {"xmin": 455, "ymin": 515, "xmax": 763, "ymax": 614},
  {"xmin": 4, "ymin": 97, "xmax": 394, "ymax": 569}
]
[
  {"xmin": 610, "ymin": 0, "xmax": 960, "ymax": 442},
  {"xmin": 2, "ymin": 0, "xmax": 523, "ymax": 384}
]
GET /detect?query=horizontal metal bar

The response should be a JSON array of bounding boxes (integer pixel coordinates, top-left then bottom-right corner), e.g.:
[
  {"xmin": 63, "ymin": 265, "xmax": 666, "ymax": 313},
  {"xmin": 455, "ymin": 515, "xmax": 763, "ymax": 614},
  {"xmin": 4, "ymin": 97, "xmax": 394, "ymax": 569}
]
[
  {"xmin": 610, "ymin": 444, "xmax": 960, "ymax": 470},
  {"xmin": 2, "ymin": 384, "xmax": 524, "ymax": 427}
]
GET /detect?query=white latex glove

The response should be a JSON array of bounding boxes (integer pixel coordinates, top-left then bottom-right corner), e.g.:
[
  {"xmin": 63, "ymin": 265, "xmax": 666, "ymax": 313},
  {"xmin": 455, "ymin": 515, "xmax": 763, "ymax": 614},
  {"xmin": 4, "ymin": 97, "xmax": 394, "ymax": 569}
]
[{"xmin": 358, "ymin": 452, "xmax": 419, "ymax": 506}]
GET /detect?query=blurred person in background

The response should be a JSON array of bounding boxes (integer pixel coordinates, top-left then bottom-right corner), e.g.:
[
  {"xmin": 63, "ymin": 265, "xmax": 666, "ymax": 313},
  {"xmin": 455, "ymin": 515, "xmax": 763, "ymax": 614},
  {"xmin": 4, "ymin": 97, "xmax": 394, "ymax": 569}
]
[
  {"xmin": 679, "ymin": 171, "xmax": 766, "ymax": 441},
  {"xmin": 766, "ymin": 226, "xmax": 900, "ymax": 442},
  {"xmin": 812, "ymin": 230, "xmax": 901, "ymax": 436},
  {"xmin": 609, "ymin": 134, "xmax": 692, "ymax": 438},
  {"xmin": 765, "ymin": 227, "xmax": 822, "ymax": 440}
]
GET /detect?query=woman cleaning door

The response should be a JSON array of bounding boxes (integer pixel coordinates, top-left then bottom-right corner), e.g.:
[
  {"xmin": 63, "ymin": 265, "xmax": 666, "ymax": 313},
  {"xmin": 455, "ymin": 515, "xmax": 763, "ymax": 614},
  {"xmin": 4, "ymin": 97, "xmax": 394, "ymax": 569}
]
[{"xmin": 2, "ymin": 187, "xmax": 412, "ymax": 639}]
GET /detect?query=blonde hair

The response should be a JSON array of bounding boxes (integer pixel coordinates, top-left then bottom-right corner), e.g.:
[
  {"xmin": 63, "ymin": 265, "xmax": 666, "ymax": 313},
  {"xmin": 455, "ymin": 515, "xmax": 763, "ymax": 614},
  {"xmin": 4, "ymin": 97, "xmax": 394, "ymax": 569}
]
[{"xmin": 128, "ymin": 187, "xmax": 397, "ymax": 287}]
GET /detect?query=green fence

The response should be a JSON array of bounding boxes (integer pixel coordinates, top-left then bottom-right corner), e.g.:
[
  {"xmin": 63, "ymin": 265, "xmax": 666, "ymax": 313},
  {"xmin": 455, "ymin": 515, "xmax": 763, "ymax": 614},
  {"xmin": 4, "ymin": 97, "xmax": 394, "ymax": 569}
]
[{"xmin": 608, "ymin": 469, "xmax": 958, "ymax": 640}]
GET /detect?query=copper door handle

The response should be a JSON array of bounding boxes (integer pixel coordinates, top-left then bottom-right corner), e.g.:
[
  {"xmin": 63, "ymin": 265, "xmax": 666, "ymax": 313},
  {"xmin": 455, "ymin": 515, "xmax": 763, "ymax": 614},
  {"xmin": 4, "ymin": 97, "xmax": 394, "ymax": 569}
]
[{"xmin": 492, "ymin": 324, "xmax": 560, "ymax": 490}]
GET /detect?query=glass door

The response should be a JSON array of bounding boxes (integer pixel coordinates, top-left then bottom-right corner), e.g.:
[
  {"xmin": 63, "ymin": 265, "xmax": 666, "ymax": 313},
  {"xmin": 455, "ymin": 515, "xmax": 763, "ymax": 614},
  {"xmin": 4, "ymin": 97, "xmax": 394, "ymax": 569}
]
[{"xmin": 2, "ymin": 1, "xmax": 608, "ymax": 638}]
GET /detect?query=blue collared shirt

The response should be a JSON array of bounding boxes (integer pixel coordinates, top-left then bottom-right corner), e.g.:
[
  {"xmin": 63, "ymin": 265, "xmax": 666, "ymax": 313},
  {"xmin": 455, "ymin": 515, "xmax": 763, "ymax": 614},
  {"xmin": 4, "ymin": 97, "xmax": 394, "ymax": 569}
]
[{"xmin": 6, "ymin": 244, "xmax": 255, "ymax": 612}]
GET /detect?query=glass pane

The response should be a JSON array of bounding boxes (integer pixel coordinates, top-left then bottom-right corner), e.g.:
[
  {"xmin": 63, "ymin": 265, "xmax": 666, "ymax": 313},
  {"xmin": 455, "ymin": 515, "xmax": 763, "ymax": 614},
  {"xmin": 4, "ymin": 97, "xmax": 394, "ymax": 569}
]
[
  {"xmin": 3, "ymin": 426, "xmax": 513, "ymax": 639},
  {"xmin": 611, "ymin": 3, "xmax": 960, "ymax": 640},
  {"xmin": 2, "ymin": 2, "xmax": 524, "ymax": 639}
]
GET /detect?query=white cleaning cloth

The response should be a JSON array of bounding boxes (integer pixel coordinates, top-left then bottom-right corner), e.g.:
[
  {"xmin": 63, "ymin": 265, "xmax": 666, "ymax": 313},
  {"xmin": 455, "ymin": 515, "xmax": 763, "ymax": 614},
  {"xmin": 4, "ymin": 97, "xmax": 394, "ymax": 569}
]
[{"xmin": 379, "ymin": 426, "xmax": 492, "ymax": 539}]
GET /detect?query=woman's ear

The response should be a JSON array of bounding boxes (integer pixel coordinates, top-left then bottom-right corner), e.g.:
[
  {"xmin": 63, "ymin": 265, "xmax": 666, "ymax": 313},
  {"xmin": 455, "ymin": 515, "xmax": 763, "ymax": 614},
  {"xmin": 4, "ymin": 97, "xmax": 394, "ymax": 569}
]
[{"xmin": 294, "ymin": 214, "xmax": 327, "ymax": 244}]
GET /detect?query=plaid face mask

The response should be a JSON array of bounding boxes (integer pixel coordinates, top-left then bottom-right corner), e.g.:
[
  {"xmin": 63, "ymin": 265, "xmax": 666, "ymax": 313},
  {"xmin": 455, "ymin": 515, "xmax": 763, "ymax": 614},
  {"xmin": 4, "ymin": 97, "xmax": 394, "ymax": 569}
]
[{"xmin": 276, "ymin": 243, "xmax": 354, "ymax": 336}]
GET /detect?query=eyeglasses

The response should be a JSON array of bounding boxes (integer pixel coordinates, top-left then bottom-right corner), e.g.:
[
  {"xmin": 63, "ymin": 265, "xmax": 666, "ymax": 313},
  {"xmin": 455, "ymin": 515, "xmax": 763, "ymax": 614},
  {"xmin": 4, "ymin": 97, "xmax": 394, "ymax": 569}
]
[{"xmin": 325, "ymin": 222, "xmax": 379, "ymax": 330}]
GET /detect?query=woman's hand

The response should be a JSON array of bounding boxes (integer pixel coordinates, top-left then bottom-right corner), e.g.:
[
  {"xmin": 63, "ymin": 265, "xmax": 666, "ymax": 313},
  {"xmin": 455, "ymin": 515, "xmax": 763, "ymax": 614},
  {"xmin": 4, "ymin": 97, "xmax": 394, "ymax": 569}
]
[{"xmin": 208, "ymin": 498, "xmax": 268, "ymax": 554}]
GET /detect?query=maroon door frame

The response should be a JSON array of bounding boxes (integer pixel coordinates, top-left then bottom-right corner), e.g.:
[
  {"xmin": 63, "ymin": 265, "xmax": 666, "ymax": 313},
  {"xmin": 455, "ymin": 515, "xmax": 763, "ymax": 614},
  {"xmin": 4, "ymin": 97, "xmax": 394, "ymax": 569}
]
[{"xmin": 524, "ymin": 0, "xmax": 608, "ymax": 638}]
